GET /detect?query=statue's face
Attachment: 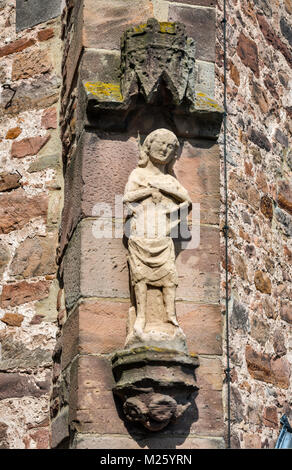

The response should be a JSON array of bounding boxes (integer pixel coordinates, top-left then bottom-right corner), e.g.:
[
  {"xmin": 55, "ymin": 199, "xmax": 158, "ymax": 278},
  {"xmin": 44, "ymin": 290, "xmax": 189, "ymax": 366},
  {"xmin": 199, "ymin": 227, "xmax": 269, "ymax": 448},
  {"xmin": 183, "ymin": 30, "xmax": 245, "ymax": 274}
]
[{"xmin": 149, "ymin": 133, "xmax": 178, "ymax": 165}]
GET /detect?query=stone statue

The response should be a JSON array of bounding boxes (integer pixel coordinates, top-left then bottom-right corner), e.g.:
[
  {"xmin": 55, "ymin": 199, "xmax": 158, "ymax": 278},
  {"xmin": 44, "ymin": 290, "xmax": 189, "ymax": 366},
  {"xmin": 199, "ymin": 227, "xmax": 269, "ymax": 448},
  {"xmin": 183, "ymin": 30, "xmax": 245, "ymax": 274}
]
[{"xmin": 123, "ymin": 128, "xmax": 191, "ymax": 352}]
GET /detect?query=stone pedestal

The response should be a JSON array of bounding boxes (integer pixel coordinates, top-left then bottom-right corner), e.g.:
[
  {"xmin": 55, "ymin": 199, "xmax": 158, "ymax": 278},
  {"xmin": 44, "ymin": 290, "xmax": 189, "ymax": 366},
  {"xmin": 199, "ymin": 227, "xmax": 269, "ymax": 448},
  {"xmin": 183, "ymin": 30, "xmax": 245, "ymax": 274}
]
[{"xmin": 112, "ymin": 347, "xmax": 199, "ymax": 431}]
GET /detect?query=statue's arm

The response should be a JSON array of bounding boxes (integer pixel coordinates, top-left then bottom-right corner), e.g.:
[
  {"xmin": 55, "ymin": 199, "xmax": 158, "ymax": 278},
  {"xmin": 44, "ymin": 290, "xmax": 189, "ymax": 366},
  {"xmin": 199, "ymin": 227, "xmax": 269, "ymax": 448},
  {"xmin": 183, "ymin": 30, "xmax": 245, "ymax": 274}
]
[
  {"xmin": 151, "ymin": 180, "xmax": 191, "ymax": 204},
  {"xmin": 123, "ymin": 172, "xmax": 153, "ymax": 203},
  {"xmin": 123, "ymin": 187, "xmax": 153, "ymax": 203}
]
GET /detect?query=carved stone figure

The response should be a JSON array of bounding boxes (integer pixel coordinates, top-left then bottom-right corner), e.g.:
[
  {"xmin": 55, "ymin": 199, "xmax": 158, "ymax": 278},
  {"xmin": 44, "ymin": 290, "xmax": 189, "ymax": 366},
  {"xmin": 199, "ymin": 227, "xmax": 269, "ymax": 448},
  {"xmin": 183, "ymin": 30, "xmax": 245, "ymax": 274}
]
[{"xmin": 123, "ymin": 128, "xmax": 191, "ymax": 353}]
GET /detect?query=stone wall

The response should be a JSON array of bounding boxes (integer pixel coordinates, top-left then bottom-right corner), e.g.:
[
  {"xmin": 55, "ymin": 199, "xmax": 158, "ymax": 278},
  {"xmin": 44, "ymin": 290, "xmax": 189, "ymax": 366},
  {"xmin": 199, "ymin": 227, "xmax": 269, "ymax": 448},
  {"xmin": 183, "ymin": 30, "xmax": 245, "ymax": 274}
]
[
  {"xmin": 53, "ymin": 0, "xmax": 224, "ymax": 449},
  {"xmin": 0, "ymin": 0, "xmax": 63, "ymax": 448},
  {"xmin": 216, "ymin": 0, "xmax": 292, "ymax": 449}
]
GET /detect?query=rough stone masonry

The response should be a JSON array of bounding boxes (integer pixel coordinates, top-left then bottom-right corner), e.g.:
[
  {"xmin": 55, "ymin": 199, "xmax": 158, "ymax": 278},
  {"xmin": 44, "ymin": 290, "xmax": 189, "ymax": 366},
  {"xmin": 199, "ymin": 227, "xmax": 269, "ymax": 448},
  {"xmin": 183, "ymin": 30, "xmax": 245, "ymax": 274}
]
[{"xmin": 0, "ymin": 0, "xmax": 290, "ymax": 450}]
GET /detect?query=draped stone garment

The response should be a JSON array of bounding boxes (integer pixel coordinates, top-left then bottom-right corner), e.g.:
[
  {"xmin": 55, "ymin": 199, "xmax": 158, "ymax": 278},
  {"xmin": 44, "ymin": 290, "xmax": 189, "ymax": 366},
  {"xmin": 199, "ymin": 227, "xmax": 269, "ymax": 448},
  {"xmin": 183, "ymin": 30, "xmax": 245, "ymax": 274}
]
[{"xmin": 128, "ymin": 236, "xmax": 178, "ymax": 287}]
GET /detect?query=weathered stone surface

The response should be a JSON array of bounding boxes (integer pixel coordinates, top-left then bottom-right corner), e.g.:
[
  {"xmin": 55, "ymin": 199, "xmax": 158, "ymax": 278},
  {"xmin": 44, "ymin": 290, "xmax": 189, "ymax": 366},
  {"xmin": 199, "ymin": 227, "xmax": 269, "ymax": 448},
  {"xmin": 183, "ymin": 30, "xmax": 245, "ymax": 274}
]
[
  {"xmin": 82, "ymin": 0, "xmax": 153, "ymax": 50},
  {"xmin": 41, "ymin": 107, "xmax": 57, "ymax": 129},
  {"xmin": 11, "ymin": 134, "xmax": 50, "ymax": 158},
  {"xmin": 1, "ymin": 313, "xmax": 24, "ymax": 327},
  {"xmin": 0, "ymin": 372, "xmax": 50, "ymax": 399},
  {"xmin": 229, "ymin": 61, "xmax": 240, "ymax": 86},
  {"xmin": 0, "ymin": 75, "xmax": 61, "ymax": 115},
  {"xmin": 168, "ymin": 5, "xmax": 215, "ymax": 62},
  {"xmin": 285, "ymin": 0, "xmax": 292, "ymax": 14},
  {"xmin": 37, "ymin": 28, "xmax": 54, "ymax": 42},
  {"xmin": 260, "ymin": 195, "xmax": 273, "ymax": 220},
  {"xmin": 0, "ymin": 280, "xmax": 50, "ymax": 307},
  {"xmin": 0, "ymin": 37, "xmax": 36, "ymax": 58},
  {"xmin": 51, "ymin": 407, "xmax": 69, "ymax": 448},
  {"xmin": 275, "ymin": 128, "xmax": 288, "ymax": 148},
  {"xmin": 250, "ymin": 316, "xmax": 269, "ymax": 346},
  {"xmin": 175, "ymin": 140, "xmax": 220, "ymax": 225},
  {"xmin": 230, "ymin": 299, "xmax": 249, "ymax": 332},
  {"xmin": 12, "ymin": 49, "xmax": 51, "ymax": 80},
  {"xmin": 0, "ymin": 332, "xmax": 53, "ymax": 371},
  {"xmin": 168, "ymin": 0, "xmax": 216, "ymax": 5},
  {"xmin": 196, "ymin": 356, "xmax": 222, "ymax": 392},
  {"xmin": 10, "ymin": 233, "xmax": 57, "ymax": 279},
  {"xmin": 254, "ymin": 0, "xmax": 272, "ymax": 16},
  {"xmin": 0, "ymin": 241, "xmax": 10, "ymax": 278},
  {"xmin": 248, "ymin": 128, "xmax": 271, "ymax": 151},
  {"xmin": 73, "ymin": 434, "xmax": 225, "ymax": 449},
  {"xmin": 280, "ymin": 17, "xmax": 292, "ymax": 47},
  {"xmin": 0, "ymin": 172, "xmax": 21, "ymax": 192},
  {"xmin": 63, "ymin": 219, "xmax": 129, "ymax": 310},
  {"xmin": 246, "ymin": 345, "xmax": 290, "ymax": 388},
  {"xmin": 62, "ymin": 300, "xmax": 129, "ymax": 368},
  {"xmin": 280, "ymin": 301, "xmax": 292, "ymax": 324},
  {"xmin": 243, "ymin": 433, "xmax": 261, "ymax": 449},
  {"xmin": 273, "ymin": 329, "xmax": 287, "ymax": 357},
  {"xmin": 28, "ymin": 428, "xmax": 50, "ymax": 449},
  {"xmin": 237, "ymin": 32, "xmax": 259, "ymax": 77},
  {"xmin": 16, "ymin": 0, "xmax": 61, "ymax": 32},
  {"xmin": 35, "ymin": 279, "xmax": 59, "ymax": 323},
  {"xmin": 0, "ymin": 422, "xmax": 9, "ymax": 449},
  {"xmin": 0, "ymin": 189, "xmax": 47, "ymax": 234},
  {"xmin": 275, "ymin": 207, "xmax": 292, "ymax": 237},
  {"xmin": 177, "ymin": 303, "xmax": 222, "ymax": 355},
  {"xmin": 277, "ymin": 180, "xmax": 292, "ymax": 216},
  {"xmin": 263, "ymin": 406, "xmax": 278, "ymax": 429},
  {"xmin": 254, "ymin": 270, "xmax": 271, "ymax": 294},
  {"xmin": 176, "ymin": 226, "xmax": 220, "ymax": 303},
  {"xmin": 59, "ymin": 132, "xmax": 138, "ymax": 258},
  {"xmin": 69, "ymin": 355, "xmax": 128, "ymax": 434},
  {"xmin": 257, "ymin": 13, "xmax": 292, "ymax": 68},
  {"xmin": 28, "ymin": 154, "xmax": 60, "ymax": 173},
  {"xmin": 5, "ymin": 127, "xmax": 22, "ymax": 139}
]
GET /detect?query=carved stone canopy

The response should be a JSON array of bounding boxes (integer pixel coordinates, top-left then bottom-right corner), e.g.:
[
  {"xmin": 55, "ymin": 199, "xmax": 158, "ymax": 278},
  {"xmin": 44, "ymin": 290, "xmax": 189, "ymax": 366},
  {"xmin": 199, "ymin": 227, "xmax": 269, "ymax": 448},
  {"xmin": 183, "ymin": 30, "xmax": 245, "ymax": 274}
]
[{"xmin": 82, "ymin": 18, "xmax": 223, "ymax": 139}]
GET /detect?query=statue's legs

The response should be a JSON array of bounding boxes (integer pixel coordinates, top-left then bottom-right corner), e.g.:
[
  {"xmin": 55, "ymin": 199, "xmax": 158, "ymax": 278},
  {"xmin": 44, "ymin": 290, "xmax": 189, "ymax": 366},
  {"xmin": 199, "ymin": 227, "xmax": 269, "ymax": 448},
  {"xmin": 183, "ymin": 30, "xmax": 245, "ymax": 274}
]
[
  {"xmin": 163, "ymin": 286, "xmax": 179, "ymax": 326},
  {"xmin": 133, "ymin": 281, "xmax": 147, "ymax": 333}
]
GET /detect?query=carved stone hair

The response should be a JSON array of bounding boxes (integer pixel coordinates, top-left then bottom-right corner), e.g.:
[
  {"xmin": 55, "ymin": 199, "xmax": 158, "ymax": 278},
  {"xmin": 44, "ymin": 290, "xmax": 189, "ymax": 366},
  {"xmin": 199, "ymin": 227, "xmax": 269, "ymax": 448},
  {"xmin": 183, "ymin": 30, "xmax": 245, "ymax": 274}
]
[{"xmin": 138, "ymin": 128, "xmax": 180, "ymax": 174}]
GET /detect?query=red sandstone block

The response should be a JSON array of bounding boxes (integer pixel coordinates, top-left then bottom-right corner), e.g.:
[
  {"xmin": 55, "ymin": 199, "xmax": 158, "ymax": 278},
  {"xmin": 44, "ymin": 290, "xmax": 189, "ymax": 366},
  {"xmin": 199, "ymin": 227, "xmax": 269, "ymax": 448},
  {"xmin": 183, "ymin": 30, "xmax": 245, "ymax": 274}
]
[
  {"xmin": 37, "ymin": 28, "xmax": 54, "ymax": 42},
  {"xmin": 245, "ymin": 345, "xmax": 290, "ymax": 389},
  {"xmin": 1, "ymin": 280, "xmax": 50, "ymax": 307},
  {"xmin": 196, "ymin": 356, "xmax": 223, "ymax": 391},
  {"xmin": 175, "ymin": 139, "xmax": 220, "ymax": 226},
  {"xmin": 237, "ymin": 32, "xmax": 259, "ymax": 77},
  {"xmin": 168, "ymin": 5, "xmax": 216, "ymax": 61},
  {"xmin": 63, "ymin": 220, "xmax": 129, "ymax": 311},
  {"xmin": 82, "ymin": 0, "xmax": 154, "ymax": 50},
  {"xmin": 11, "ymin": 135, "xmax": 50, "ymax": 158},
  {"xmin": 177, "ymin": 303, "xmax": 222, "ymax": 355},
  {"xmin": 0, "ymin": 37, "xmax": 35, "ymax": 58},
  {"xmin": 0, "ymin": 189, "xmax": 47, "ymax": 234},
  {"xmin": 62, "ymin": 300, "xmax": 129, "ymax": 369},
  {"xmin": 41, "ymin": 107, "xmax": 57, "ymax": 129},
  {"xmin": 59, "ymin": 132, "xmax": 138, "ymax": 258},
  {"xmin": 277, "ymin": 179, "xmax": 292, "ymax": 216},
  {"xmin": 69, "ymin": 355, "xmax": 128, "ymax": 434},
  {"xmin": 176, "ymin": 225, "xmax": 220, "ymax": 303}
]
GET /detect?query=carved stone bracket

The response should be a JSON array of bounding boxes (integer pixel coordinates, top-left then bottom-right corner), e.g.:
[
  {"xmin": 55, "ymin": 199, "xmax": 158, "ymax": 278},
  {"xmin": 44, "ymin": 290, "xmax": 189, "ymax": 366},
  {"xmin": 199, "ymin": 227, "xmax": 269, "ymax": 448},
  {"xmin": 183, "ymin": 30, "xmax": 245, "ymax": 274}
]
[
  {"xmin": 112, "ymin": 347, "xmax": 199, "ymax": 431},
  {"xmin": 81, "ymin": 18, "xmax": 223, "ymax": 139}
]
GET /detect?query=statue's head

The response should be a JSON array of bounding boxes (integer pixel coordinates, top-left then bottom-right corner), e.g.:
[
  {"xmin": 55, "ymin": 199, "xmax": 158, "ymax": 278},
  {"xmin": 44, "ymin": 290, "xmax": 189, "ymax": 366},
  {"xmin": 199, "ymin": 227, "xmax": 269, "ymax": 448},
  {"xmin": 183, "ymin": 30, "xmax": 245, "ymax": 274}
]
[{"xmin": 139, "ymin": 129, "xmax": 180, "ymax": 170}]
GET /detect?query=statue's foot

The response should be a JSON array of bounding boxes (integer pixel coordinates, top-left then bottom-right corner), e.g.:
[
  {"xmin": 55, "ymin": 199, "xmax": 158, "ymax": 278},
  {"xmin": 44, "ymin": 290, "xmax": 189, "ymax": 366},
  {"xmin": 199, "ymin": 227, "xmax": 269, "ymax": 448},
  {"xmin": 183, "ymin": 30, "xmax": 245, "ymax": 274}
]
[
  {"xmin": 167, "ymin": 315, "xmax": 179, "ymax": 327},
  {"xmin": 133, "ymin": 317, "xmax": 145, "ymax": 337}
]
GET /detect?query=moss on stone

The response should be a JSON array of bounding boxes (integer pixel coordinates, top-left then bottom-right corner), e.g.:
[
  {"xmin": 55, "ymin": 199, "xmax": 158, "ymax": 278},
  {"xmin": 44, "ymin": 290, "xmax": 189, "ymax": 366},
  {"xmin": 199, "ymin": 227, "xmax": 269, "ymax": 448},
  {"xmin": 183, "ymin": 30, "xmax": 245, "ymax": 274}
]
[{"xmin": 84, "ymin": 81, "xmax": 123, "ymax": 102}]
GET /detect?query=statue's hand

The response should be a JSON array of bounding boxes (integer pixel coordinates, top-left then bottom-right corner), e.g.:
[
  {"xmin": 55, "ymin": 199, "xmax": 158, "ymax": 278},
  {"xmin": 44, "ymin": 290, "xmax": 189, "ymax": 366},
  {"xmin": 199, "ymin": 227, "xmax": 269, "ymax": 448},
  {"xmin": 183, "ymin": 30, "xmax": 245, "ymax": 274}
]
[{"xmin": 152, "ymin": 189, "xmax": 162, "ymax": 204}]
